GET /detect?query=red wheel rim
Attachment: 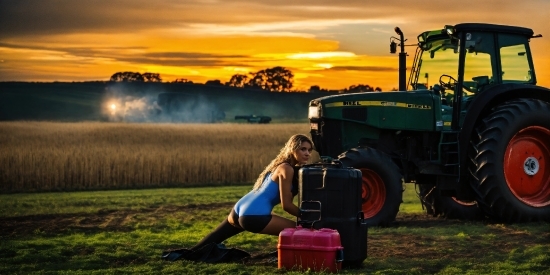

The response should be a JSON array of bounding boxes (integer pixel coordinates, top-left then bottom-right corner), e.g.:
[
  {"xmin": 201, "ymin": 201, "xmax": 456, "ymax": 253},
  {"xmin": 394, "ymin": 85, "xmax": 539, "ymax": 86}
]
[
  {"xmin": 359, "ymin": 168, "xmax": 386, "ymax": 218},
  {"xmin": 504, "ymin": 126, "xmax": 550, "ymax": 207}
]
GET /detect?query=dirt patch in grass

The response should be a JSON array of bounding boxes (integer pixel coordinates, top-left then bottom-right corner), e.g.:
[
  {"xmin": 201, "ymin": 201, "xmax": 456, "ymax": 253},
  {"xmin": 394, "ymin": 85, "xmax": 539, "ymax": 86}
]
[{"xmin": 0, "ymin": 202, "xmax": 234, "ymax": 237}]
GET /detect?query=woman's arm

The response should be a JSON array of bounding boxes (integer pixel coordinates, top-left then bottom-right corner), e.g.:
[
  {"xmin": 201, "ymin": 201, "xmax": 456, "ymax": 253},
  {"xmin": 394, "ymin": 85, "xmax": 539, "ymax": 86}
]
[{"xmin": 274, "ymin": 163, "xmax": 301, "ymax": 217}]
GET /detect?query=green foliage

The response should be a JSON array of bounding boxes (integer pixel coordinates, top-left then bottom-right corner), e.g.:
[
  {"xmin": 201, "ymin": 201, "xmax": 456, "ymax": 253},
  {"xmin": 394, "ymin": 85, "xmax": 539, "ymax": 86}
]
[
  {"xmin": 226, "ymin": 74, "xmax": 248, "ymax": 88},
  {"xmin": 109, "ymin": 72, "xmax": 162, "ymax": 82},
  {"xmin": 227, "ymin": 67, "xmax": 294, "ymax": 92},
  {"xmin": 399, "ymin": 185, "xmax": 425, "ymax": 214},
  {"xmin": 247, "ymin": 66, "xmax": 294, "ymax": 92},
  {"xmin": 342, "ymin": 84, "xmax": 382, "ymax": 93}
]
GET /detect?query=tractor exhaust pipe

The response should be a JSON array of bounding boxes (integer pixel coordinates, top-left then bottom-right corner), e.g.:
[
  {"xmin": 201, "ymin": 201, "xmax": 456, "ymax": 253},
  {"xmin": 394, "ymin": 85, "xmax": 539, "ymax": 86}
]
[{"xmin": 390, "ymin": 27, "xmax": 407, "ymax": 91}]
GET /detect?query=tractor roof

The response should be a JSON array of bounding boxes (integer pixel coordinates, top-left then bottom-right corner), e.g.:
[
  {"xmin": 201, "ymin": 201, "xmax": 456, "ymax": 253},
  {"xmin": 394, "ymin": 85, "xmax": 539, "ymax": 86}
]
[
  {"xmin": 418, "ymin": 23, "xmax": 535, "ymax": 44},
  {"xmin": 454, "ymin": 23, "xmax": 534, "ymax": 37}
]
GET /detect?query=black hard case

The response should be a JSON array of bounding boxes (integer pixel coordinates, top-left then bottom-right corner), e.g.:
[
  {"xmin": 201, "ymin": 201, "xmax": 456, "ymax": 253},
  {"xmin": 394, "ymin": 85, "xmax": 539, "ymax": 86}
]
[{"xmin": 298, "ymin": 162, "xmax": 368, "ymax": 267}]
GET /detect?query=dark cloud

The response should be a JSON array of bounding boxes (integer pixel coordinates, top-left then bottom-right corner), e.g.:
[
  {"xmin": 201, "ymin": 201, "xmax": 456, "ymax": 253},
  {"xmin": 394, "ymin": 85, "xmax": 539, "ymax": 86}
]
[
  {"xmin": 0, "ymin": 42, "xmax": 146, "ymax": 52},
  {"xmin": 116, "ymin": 56, "xmax": 252, "ymax": 67},
  {"xmin": 0, "ymin": 0, "xmax": 192, "ymax": 39},
  {"xmin": 108, "ymin": 51, "xmax": 253, "ymax": 67},
  {"xmin": 0, "ymin": 40, "xmax": 252, "ymax": 66},
  {"xmin": 328, "ymin": 66, "xmax": 395, "ymax": 72},
  {"xmin": 1, "ymin": 0, "xmax": 548, "ymax": 42}
]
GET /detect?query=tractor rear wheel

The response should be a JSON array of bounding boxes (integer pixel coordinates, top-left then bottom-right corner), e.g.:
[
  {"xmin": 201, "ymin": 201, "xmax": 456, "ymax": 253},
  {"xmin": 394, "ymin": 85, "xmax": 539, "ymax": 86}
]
[
  {"xmin": 470, "ymin": 98, "xmax": 550, "ymax": 222},
  {"xmin": 418, "ymin": 181, "xmax": 483, "ymax": 220},
  {"xmin": 338, "ymin": 147, "xmax": 403, "ymax": 226}
]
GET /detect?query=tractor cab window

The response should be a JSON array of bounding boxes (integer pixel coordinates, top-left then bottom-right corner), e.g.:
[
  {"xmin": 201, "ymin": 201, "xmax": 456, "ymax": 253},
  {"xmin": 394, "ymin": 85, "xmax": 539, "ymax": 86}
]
[
  {"xmin": 463, "ymin": 32, "xmax": 495, "ymax": 94},
  {"xmin": 416, "ymin": 38, "xmax": 460, "ymax": 91},
  {"xmin": 499, "ymin": 34, "xmax": 533, "ymax": 84}
]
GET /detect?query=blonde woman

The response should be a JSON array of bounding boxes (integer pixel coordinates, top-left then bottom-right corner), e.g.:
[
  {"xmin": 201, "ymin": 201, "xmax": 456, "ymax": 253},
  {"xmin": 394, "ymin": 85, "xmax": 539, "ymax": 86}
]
[{"xmin": 190, "ymin": 134, "xmax": 314, "ymax": 251}]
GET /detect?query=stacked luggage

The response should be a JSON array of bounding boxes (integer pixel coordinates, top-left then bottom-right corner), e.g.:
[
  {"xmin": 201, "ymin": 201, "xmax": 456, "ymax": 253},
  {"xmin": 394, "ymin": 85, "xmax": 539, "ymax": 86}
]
[{"xmin": 297, "ymin": 161, "xmax": 368, "ymax": 268}]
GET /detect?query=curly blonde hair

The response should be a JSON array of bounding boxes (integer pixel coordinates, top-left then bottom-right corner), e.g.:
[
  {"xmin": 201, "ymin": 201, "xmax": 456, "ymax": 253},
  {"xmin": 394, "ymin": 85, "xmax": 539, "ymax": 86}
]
[{"xmin": 252, "ymin": 134, "xmax": 314, "ymax": 191}]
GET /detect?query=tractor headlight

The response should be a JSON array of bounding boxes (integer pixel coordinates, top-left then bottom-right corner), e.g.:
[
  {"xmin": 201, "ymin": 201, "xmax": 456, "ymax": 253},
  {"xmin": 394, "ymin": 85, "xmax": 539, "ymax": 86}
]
[{"xmin": 308, "ymin": 105, "xmax": 320, "ymax": 119}]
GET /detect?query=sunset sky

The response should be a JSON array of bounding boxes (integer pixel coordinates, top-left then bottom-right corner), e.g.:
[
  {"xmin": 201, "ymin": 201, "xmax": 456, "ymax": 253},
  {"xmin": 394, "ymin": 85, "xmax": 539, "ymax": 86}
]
[{"xmin": 1, "ymin": 0, "xmax": 549, "ymax": 91}]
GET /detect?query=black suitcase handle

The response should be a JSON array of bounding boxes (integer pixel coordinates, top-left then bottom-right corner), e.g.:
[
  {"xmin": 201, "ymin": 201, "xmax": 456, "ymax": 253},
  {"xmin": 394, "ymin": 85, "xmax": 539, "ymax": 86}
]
[
  {"xmin": 298, "ymin": 200, "xmax": 321, "ymax": 228},
  {"xmin": 357, "ymin": 211, "xmax": 368, "ymax": 226},
  {"xmin": 301, "ymin": 158, "xmax": 344, "ymax": 168}
]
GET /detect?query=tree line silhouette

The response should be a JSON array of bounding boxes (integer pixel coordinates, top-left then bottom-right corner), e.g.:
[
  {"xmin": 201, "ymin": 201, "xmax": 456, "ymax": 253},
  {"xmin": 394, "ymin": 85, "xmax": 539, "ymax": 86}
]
[
  {"xmin": 110, "ymin": 72, "xmax": 162, "ymax": 82},
  {"xmin": 109, "ymin": 67, "xmax": 383, "ymax": 93}
]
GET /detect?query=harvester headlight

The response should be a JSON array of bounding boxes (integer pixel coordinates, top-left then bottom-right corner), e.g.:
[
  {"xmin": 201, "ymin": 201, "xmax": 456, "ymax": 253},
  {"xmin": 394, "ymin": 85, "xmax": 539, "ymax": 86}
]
[
  {"xmin": 308, "ymin": 106, "xmax": 320, "ymax": 119},
  {"xmin": 106, "ymin": 101, "xmax": 119, "ymax": 116},
  {"xmin": 445, "ymin": 25, "xmax": 455, "ymax": 35}
]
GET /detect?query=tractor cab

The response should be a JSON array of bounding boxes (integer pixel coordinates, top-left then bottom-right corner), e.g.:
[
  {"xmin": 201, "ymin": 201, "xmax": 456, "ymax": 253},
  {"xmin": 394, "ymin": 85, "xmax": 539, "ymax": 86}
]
[{"xmin": 408, "ymin": 23, "xmax": 538, "ymax": 129}]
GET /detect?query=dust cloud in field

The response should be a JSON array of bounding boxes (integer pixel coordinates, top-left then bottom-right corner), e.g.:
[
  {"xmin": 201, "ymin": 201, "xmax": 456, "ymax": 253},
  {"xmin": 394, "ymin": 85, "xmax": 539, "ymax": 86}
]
[{"xmin": 101, "ymin": 84, "xmax": 225, "ymax": 123}]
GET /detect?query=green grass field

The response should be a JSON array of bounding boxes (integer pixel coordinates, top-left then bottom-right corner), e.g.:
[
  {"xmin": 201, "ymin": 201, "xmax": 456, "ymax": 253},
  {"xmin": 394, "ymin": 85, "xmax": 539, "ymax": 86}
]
[{"xmin": 1, "ymin": 186, "xmax": 548, "ymax": 275}]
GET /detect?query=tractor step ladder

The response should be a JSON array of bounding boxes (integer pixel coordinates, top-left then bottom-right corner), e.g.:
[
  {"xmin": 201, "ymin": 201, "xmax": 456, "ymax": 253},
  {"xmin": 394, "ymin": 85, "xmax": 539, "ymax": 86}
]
[{"xmin": 439, "ymin": 131, "xmax": 460, "ymax": 178}]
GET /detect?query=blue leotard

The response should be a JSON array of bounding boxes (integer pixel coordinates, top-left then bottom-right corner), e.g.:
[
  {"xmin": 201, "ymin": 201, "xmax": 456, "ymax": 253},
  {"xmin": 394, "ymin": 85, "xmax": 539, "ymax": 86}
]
[{"xmin": 234, "ymin": 173, "xmax": 280, "ymax": 216}]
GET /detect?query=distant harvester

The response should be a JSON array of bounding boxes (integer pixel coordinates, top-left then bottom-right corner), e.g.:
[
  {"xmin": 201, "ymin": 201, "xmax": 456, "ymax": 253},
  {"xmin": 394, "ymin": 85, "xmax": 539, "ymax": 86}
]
[{"xmin": 234, "ymin": 115, "xmax": 272, "ymax": 124}]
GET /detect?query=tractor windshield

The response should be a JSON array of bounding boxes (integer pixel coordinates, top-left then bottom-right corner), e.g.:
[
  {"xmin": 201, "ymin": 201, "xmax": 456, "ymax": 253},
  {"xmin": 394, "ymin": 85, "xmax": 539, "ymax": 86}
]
[{"xmin": 414, "ymin": 38, "xmax": 459, "ymax": 91}]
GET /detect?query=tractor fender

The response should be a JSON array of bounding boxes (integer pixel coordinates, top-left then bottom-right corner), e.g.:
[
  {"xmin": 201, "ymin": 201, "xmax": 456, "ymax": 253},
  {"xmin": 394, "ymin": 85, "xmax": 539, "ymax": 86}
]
[{"xmin": 458, "ymin": 83, "xmax": 550, "ymax": 175}]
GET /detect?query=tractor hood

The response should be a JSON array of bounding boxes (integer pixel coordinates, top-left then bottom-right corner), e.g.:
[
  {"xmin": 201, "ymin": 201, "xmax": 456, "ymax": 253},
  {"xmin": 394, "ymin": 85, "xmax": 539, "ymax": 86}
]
[{"xmin": 309, "ymin": 90, "xmax": 443, "ymax": 132}]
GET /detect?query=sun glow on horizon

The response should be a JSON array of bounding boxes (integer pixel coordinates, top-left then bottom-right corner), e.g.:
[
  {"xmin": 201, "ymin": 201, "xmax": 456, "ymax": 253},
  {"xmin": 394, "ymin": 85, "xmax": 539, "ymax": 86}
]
[
  {"xmin": 316, "ymin": 63, "xmax": 333, "ymax": 69},
  {"xmin": 287, "ymin": 52, "xmax": 356, "ymax": 59}
]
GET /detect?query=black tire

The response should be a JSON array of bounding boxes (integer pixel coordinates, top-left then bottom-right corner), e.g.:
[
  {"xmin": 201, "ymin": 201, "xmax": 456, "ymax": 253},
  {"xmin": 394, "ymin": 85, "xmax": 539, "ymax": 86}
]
[
  {"xmin": 469, "ymin": 98, "xmax": 550, "ymax": 222},
  {"xmin": 417, "ymin": 182, "xmax": 483, "ymax": 220},
  {"xmin": 338, "ymin": 147, "xmax": 403, "ymax": 226}
]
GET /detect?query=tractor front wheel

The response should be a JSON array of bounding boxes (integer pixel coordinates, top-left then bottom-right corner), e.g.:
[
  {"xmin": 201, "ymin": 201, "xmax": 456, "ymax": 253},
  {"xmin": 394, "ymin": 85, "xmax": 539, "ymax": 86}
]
[
  {"xmin": 470, "ymin": 98, "xmax": 550, "ymax": 222},
  {"xmin": 338, "ymin": 147, "xmax": 403, "ymax": 226}
]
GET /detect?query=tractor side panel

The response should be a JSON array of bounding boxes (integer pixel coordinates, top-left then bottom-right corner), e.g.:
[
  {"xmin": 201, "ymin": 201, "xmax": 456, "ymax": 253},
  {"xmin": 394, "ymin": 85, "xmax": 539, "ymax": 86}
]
[
  {"xmin": 321, "ymin": 91, "xmax": 440, "ymax": 132},
  {"xmin": 313, "ymin": 91, "xmax": 442, "ymax": 156}
]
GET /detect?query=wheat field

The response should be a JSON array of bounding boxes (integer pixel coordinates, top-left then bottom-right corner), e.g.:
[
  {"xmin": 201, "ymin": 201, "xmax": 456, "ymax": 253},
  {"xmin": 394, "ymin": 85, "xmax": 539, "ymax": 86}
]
[{"xmin": 0, "ymin": 122, "xmax": 315, "ymax": 192}]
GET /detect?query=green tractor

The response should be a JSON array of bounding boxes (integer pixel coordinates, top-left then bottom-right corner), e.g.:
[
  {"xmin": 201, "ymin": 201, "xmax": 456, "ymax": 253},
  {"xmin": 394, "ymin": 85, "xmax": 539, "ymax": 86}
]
[{"xmin": 308, "ymin": 23, "xmax": 550, "ymax": 226}]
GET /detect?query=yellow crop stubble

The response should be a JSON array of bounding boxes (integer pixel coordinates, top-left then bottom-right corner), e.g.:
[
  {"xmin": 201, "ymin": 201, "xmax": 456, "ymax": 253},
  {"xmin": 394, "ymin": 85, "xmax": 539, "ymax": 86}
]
[{"xmin": 0, "ymin": 122, "xmax": 312, "ymax": 192}]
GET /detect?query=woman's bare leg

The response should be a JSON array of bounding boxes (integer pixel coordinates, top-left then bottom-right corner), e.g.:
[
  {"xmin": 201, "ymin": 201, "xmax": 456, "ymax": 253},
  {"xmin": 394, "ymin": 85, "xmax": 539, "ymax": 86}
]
[
  {"xmin": 190, "ymin": 213, "xmax": 244, "ymax": 251},
  {"xmin": 259, "ymin": 214, "xmax": 296, "ymax": 236}
]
